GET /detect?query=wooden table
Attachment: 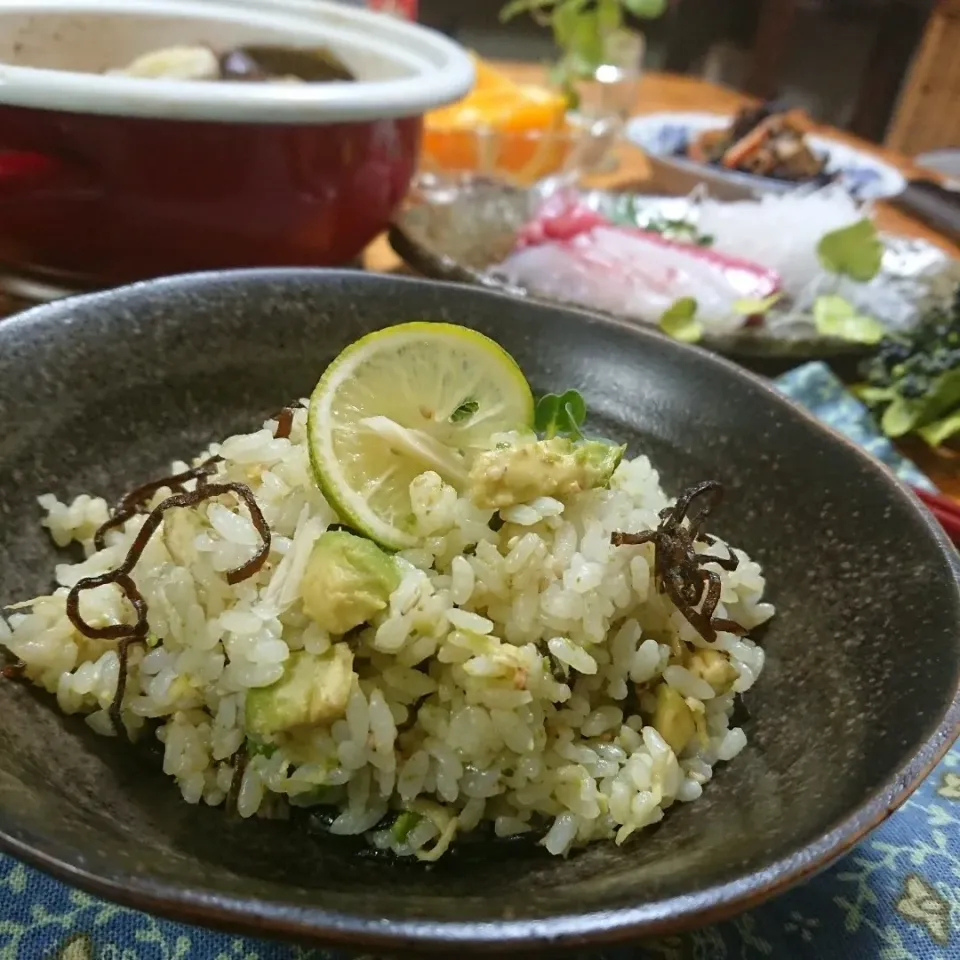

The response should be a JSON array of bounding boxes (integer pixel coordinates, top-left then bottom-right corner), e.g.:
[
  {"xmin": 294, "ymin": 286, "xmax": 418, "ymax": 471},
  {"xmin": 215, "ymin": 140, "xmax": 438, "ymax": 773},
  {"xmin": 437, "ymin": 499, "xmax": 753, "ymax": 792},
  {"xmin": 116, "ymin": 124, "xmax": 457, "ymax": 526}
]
[{"xmin": 364, "ymin": 67, "xmax": 960, "ymax": 497}]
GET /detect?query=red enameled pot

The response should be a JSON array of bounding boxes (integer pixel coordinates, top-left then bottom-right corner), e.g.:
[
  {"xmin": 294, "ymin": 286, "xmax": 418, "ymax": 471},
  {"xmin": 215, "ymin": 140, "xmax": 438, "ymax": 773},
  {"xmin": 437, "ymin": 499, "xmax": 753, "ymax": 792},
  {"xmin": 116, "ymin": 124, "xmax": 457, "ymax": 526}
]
[{"xmin": 0, "ymin": 0, "xmax": 473, "ymax": 288}]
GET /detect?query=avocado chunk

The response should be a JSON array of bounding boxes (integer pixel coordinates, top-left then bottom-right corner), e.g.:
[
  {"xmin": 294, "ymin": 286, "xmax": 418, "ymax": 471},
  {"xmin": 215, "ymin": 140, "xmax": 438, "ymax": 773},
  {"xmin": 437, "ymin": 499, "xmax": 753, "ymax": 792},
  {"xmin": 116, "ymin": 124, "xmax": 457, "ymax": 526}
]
[
  {"xmin": 245, "ymin": 646, "xmax": 355, "ymax": 738},
  {"xmin": 652, "ymin": 684, "xmax": 696, "ymax": 756},
  {"xmin": 468, "ymin": 438, "xmax": 626, "ymax": 509},
  {"xmin": 300, "ymin": 530, "xmax": 400, "ymax": 635},
  {"xmin": 686, "ymin": 649, "xmax": 738, "ymax": 695}
]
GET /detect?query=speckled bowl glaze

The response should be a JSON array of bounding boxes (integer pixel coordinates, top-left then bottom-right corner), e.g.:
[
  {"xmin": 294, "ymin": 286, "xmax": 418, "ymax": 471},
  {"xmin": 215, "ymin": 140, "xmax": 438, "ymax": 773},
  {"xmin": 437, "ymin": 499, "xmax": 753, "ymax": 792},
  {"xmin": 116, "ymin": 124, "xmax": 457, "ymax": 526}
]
[{"xmin": 1, "ymin": 270, "xmax": 959, "ymax": 955}]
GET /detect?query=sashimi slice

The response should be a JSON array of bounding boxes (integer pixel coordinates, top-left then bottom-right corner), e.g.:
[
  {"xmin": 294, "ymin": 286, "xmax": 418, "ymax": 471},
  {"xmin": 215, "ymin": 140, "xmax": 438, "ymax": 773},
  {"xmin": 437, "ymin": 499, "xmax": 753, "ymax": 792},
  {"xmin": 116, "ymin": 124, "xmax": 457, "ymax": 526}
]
[{"xmin": 497, "ymin": 194, "xmax": 782, "ymax": 335}]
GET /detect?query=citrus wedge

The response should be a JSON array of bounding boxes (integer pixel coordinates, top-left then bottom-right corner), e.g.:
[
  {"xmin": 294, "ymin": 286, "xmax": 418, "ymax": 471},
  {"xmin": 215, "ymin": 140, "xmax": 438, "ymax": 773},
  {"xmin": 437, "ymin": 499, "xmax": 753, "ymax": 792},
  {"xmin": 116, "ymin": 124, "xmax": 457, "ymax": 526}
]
[
  {"xmin": 308, "ymin": 323, "xmax": 534, "ymax": 549},
  {"xmin": 471, "ymin": 53, "xmax": 520, "ymax": 94},
  {"xmin": 423, "ymin": 85, "xmax": 571, "ymax": 184},
  {"xmin": 425, "ymin": 86, "xmax": 568, "ymax": 133}
]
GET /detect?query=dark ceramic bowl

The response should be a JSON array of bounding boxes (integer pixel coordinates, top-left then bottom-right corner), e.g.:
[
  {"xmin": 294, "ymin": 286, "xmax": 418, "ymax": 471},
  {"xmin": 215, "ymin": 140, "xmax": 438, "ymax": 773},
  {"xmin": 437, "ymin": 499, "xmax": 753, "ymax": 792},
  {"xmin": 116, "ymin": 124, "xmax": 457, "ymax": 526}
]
[
  {"xmin": 0, "ymin": 0, "xmax": 472, "ymax": 288},
  {"xmin": 1, "ymin": 270, "xmax": 959, "ymax": 955}
]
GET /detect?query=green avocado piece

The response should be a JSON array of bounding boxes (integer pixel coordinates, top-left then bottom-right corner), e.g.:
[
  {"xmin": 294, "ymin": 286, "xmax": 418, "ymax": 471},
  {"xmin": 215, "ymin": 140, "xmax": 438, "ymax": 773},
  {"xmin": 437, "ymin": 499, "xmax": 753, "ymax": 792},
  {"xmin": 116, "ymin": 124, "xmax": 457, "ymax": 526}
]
[
  {"xmin": 686, "ymin": 649, "xmax": 738, "ymax": 695},
  {"xmin": 652, "ymin": 684, "xmax": 696, "ymax": 756},
  {"xmin": 245, "ymin": 646, "xmax": 355, "ymax": 739},
  {"xmin": 300, "ymin": 530, "xmax": 400, "ymax": 635},
  {"xmin": 468, "ymin": 438, "xmax": 626, "ymax": 509}
]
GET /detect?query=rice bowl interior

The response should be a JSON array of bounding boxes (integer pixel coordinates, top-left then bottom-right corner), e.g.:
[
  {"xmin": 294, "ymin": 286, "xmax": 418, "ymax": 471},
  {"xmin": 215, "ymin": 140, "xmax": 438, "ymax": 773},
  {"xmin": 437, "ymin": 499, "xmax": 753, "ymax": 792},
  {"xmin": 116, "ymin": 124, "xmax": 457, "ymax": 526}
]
[{"xmin": 0, "ymin": 271, "xmax": 958, "ymax": 952}]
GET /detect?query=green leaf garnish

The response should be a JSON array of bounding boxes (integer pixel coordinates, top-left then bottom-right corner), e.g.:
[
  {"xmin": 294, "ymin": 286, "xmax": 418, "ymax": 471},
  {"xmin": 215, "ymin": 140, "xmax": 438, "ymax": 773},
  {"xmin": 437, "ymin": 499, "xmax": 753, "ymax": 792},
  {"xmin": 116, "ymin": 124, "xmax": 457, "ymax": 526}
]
[
  {"xmin": 853, "ymin": 384, "xmax": 896, "ymax": 405},
  {"xmin": 864, "ymin": 363, "xmax": 960, "ymax": 443},
  {"xmin": 568, "ymin": 10, "xmax": 605, "ymax": 69},
  {"xmin": 918, "ymin": 410, "xmax": 960, "ymax": 448},
  {"xmin": 246, "ymin": 737, "xmax": 278, "ymax": 759},
  {"xmin": 499, "ymin": 0, "xmax": 556, "ymax": 23},
  {"xmin": 855, "ymin": 278, "xmax": 960, "ymax": 443},
  {"xmin": 732, "ymin": 293, "xmax": 782, "ymax": 316},
  {"xmin": 813, "ymin": 295, "xmax": 886, "ymax": 344},
  {"xmin": 551, "ymin": 0, "xmax": 582, "ymax": 48},
  {"xmin": 624, "ymin": 0, "xmax": 666, "ymax": 15},
  {"xmin": 913, "ymin": 366, "xmax": 960, "ymax": 428},
  {"xmin": 816, "ymin": 219, "xmax": 884, "ymax": 282},
  {"xmin": 449, "ymin": 399, "xmax": 479, "ymax": 423},
  {"xmin": 534, "ymin": 394, "xmax": 559, "ymax": 434},
  {"xmin": 501, "ymin": 0, "xmax": 666, "ymax": 90},
  {"xmin": 659, "ymin": 297, "xmax": 702, "ymax": 343},
  {"xmin": 560, "ymin": 389, "xmax": 586, "ymax": 433},
  {"xmin": 881, "ymin": 396, "xmax": 920, "ymax": 437},
  {"xmin": 535, "ymin": 389, "xmax": 587, "ymax": 440},
  {"xmin": 597, "ymin": 0, "xmax": 621, "ymax": 33}
]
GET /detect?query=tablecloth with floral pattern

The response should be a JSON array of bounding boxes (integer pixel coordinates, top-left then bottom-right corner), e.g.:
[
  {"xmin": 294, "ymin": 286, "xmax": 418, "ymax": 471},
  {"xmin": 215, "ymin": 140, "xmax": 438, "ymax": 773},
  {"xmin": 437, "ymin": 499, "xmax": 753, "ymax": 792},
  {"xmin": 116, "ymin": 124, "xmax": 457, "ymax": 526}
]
[{"xmin": 2, "ymin": 362, "xmax": 958, "ymax": 960}]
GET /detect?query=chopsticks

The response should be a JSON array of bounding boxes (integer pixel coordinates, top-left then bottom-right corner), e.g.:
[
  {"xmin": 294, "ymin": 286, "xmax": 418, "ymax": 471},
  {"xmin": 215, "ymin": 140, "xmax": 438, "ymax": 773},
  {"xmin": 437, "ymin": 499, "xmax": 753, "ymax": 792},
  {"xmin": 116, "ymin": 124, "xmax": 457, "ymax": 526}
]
[{"xmin": 913, "ymin": 487, "xmax": 960, "ymax": 546}]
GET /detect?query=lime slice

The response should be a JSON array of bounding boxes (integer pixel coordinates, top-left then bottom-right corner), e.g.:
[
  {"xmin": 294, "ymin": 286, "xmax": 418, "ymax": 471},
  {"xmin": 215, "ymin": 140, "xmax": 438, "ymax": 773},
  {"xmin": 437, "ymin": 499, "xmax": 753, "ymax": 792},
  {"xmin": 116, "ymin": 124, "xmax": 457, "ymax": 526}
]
[{"xmin": 308, "ymin": 322, "xmax": 534, "ymax": 549}]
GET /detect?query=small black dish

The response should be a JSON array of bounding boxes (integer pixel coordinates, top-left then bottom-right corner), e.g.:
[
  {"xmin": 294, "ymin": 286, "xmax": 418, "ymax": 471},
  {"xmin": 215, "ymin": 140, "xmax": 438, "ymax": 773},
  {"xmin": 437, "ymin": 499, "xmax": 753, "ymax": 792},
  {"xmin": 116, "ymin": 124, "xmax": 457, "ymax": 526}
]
[{"xmin": 0, "ymin": 270, "xmax": 958, "ymax": 955}]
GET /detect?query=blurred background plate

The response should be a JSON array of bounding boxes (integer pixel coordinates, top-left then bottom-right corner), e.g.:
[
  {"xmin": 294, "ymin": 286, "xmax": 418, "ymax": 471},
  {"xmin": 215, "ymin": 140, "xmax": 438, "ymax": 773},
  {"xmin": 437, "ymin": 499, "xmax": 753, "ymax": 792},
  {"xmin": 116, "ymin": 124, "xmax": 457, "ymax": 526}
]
[
  {"xmin": 625, "ymin": 111, "xmax": 907, "ymax": 201},
  {"xmin": 389, "ymin": 181, "xmax": 958, "ymax": 369}
]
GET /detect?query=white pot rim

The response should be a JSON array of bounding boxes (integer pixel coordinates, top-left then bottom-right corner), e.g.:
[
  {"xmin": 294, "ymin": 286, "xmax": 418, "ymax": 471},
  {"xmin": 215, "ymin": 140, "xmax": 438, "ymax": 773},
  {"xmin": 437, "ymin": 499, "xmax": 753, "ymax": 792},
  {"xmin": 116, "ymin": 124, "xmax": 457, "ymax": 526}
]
[{"xmin": 0, "ymin": 0, "xmax": 475, "ymax": 123}]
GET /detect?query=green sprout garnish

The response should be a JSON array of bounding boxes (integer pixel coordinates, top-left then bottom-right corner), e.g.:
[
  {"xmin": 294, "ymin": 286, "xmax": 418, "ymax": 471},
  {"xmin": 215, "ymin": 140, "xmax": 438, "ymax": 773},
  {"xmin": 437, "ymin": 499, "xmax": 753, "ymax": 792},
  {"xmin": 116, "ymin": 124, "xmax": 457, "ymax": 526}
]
[
  {"xmin": 535, "ymin": 389, "xmax": 587, "ymax": 440},
  {"xmin": 816, "ymin": 219, "xmax": 883, "ymax": 283},
  {"xmin": 919, "ymin": 409, "xmax": 960, "ymax": 448},
  {"xmin": 732, "ymin": 293, "xmax": 782, "ymax": 316},
  {"xmin": 658, "ymin": 297, "xmax": 702, "ymax": 343},
  {"xmin": 813, "ymin": 295, "xmax": 885, "ymax": 344}
]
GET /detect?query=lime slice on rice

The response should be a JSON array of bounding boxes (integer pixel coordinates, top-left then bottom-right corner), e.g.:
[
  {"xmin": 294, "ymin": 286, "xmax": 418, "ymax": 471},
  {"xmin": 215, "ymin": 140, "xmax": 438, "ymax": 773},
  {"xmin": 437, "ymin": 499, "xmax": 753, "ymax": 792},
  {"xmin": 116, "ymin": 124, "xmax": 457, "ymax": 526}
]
[{"xmin": 308, "ymin": 322, "xmax": 534, "ymax": 550}]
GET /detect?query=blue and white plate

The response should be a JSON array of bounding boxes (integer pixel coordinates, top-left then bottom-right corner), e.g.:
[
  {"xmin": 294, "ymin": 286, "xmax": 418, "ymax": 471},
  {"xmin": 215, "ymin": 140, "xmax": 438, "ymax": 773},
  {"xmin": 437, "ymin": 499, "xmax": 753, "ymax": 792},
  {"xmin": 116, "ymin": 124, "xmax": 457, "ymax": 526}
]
[{"xmin": 625, "ymin": 111, "xmax": 906, "ymax": 202}]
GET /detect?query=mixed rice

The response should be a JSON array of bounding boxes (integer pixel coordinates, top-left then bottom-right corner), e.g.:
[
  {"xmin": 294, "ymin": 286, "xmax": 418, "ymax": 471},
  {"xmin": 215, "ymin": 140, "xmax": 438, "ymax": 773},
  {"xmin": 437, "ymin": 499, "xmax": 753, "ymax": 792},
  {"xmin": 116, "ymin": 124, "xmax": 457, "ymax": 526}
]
[{"xmin": 2, "ymin": 404, "xmax": 773, "ymax": 859}]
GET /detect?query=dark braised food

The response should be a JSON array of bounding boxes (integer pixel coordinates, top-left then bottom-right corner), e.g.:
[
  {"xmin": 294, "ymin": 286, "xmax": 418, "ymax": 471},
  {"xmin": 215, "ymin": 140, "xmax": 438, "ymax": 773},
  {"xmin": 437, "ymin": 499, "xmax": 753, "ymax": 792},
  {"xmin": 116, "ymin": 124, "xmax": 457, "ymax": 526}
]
[
  {"xmin": 110, "ymin": 44, "xmax": 356, "ymax": 83},
  {"xmin": 219, "ymin": 46, "xmax": 354, "ymax": 83},
  {"xmin": 684, "ymin": 104, "xmax": 833, "ymax": 187}
]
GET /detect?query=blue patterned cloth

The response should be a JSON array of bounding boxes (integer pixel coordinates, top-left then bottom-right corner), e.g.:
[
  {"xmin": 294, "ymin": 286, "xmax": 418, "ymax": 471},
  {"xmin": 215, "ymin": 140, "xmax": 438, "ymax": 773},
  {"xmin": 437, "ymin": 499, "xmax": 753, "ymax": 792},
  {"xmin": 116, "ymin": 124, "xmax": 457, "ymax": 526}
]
[
  {"xmin": 775, "ymin": 362, "xmax": 937, "ymax": 493},
  {"xmin": 2, "ymin": 363, "xmax": 957, "ymax": 960}
]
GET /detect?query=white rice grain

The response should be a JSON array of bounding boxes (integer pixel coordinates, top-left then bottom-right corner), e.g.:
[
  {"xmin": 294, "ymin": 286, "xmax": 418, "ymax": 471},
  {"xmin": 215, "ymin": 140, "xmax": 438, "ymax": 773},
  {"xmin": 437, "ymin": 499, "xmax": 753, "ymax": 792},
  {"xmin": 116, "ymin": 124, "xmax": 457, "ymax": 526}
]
[
  {"xmin": 663, "ymin": 665, "xmax": 716, "ymax": 701},
  {"xmin": 548, "ymin": 637, "xmax": 598, "ymax": 675}
]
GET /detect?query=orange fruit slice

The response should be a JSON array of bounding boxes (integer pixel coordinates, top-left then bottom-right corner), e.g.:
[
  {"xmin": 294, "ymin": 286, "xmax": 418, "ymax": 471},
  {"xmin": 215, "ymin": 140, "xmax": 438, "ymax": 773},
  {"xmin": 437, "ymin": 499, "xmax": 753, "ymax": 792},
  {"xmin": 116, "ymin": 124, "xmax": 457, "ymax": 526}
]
[
  {"xmin": 471, "ymin": 55, "xmax": 519, "ymax": 94},
  {"xmin": 423, "ymin": 78, "xmax": 572, "ymax": 185}
]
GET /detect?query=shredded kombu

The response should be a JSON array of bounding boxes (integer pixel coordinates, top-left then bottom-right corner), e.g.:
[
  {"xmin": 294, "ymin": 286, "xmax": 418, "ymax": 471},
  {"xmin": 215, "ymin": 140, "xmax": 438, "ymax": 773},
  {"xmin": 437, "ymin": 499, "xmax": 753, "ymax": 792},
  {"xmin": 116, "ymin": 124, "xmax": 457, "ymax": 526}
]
[{"xmin": 611, "ymin": 480, "xmax": 747, "ymax": 643}]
